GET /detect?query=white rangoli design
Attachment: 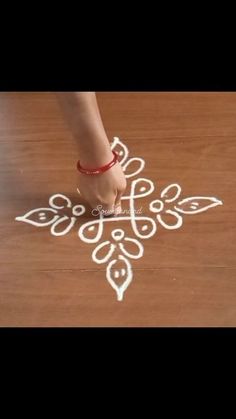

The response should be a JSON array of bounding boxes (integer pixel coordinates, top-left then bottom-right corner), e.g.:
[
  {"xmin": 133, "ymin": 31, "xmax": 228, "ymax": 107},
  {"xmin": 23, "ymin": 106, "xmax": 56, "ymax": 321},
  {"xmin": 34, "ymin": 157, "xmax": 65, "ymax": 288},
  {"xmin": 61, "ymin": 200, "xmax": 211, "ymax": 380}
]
[{"xmin": 15, "ymin": 137, "xmax": 223, "ymax": 301}]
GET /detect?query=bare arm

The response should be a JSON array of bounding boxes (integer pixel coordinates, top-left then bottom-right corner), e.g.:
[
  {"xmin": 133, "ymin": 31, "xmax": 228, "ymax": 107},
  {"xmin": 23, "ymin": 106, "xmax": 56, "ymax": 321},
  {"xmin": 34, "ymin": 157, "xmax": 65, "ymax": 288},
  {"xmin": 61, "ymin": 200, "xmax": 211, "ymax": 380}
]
[{"xmin": 57, "ymin": 92, "xmax": 127, "ymax": 215}]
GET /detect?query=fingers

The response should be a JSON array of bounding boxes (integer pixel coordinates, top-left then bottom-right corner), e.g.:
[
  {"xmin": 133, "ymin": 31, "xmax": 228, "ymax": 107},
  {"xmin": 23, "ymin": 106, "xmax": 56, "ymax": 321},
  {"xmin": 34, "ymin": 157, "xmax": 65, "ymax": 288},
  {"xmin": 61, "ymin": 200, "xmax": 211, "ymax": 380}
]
[
  {"xmin": 102, "ymin": 199, "xmax": 116, "ymax": 216},
  {"xmin": 78, "ymin": 172, "xmax": 127, "ymax": 217},
  {"xmin": 114, "ymin": 192, "xmax": 122, "ymax": 215},
  {"xmin": 115, "ymin": 203, "xmax": 122, "ymax": 216},
  {"xmin": 114, "ymin": 182, "xmax": 127, "ymax": 215},
  {"xmin": 90, "ymin": 196, "xmax": 120, "ymax": 217},
  {"xmin": 95, "ymin": 183, "xmax": 127, "ymax": 216},
  {"xmin": 89, "ymin": 196, "xmax": 115, "ymax": 217}
]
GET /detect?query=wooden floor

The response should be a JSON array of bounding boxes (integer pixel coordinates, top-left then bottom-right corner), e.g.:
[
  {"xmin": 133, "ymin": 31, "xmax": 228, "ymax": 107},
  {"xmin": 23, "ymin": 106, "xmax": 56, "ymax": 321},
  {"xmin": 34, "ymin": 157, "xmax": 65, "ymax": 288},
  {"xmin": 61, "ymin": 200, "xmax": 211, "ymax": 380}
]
[{"xmin": 0, "ymin": 92, "xmax": 235, "ymax": 326}]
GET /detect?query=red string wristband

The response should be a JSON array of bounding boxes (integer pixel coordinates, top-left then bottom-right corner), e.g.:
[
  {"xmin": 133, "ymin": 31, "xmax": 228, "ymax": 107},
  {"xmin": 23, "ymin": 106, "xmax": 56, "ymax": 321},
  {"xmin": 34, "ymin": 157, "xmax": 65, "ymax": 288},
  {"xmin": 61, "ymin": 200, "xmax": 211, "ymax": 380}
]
[{"xmin": 77, "ymin": 151, "xmax": 118, "ymax": 175}]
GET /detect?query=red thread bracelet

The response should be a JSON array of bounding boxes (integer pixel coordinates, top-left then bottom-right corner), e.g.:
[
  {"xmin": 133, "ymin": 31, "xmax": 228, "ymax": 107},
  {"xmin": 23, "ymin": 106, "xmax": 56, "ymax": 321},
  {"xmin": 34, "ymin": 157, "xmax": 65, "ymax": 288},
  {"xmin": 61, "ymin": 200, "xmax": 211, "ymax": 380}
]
[{"xmin": 77, "ymin": 151, "xmax": 118, "ymax": 175}]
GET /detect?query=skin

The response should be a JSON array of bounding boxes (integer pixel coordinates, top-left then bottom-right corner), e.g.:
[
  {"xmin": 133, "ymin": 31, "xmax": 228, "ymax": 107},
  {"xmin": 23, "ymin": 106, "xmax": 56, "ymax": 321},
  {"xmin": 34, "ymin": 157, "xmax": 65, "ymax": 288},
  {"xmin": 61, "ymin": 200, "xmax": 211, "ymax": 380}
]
[{"xmin": 57, "ymin": 92, "xmax": 127, "ymax": 215}]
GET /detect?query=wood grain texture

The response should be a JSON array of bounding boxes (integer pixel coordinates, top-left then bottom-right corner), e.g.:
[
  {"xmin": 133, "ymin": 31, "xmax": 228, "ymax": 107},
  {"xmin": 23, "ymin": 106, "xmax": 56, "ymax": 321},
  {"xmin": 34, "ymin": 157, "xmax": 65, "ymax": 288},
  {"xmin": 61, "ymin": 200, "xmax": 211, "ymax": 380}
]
[{"xmin": 0, "ymin": 92, "xmax": 235, "ymax": 326}]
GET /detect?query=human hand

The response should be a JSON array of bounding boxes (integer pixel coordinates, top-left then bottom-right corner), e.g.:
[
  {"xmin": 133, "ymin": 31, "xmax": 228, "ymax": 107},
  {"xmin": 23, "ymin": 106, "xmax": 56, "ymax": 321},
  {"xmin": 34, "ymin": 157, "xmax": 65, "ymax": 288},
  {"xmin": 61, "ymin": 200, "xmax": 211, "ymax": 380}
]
[{"xmin": 78, "ymin": 160, "xmax": 127, "ymax": 216}]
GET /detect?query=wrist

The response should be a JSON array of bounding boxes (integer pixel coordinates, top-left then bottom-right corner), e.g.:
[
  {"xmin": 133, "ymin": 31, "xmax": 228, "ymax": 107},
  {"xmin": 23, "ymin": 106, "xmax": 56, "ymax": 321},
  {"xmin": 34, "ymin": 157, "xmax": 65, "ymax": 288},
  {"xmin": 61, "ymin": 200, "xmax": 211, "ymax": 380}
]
[
  {"xmin": 79, "ymin": 145, "xmax": 113, "ymax": 168},
  {"xmin": 77, "ymin": 151, "xmax": 118, "ymax": 175}
]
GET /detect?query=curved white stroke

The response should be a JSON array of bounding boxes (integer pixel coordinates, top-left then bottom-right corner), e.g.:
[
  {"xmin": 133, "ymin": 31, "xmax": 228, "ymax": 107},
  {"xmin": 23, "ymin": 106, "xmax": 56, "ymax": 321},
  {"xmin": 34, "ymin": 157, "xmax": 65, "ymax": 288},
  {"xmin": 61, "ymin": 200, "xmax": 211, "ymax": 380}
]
[
  {"xmin": 121, "ymin": 177, "xmax": 155, "ymax": 200},
  {"xmin": 92, "ymin": 241, "xmax": 116, "ymax": 264},
  {"xmin": 174, "ymin": 196, "xmax": 223, "ymax": 214},
  {"xmin": 111, "ymin": 137, "xmax": 145, "ymax": 178},
  {"xmin": 78, "ymin": 214, "xmax": 157, "ymax": 243},
  {"xmin": 119, "ymin": 237, "xmax": 144, "ymax": 259},
  {"xmin": 49, "ymin": 194, "xmax": 72, "ymax": 209},
  {"xmin": 111, "ymin": 229, "xmax": 125, "ymax": 241},
  {"xmin": 157, "ymin": 210, "xmax": 183, "ymax": 230},
  {"xmin": 149, "ymin": 199, "xmax": 164, "ymax": 213},
  {"xmin": 122, "ymin": 157, "xmax": 145, "ymax": 178},
  {"xmin": 15, "ymin": 208, "xmax": 59, "ymax": 227},
  {"xmin": 106, "ymin": 255, "xmax": 133, "ymax": 301},
  {"xmin": 72, "ymin": 205, "xmax": 86, "ymax": 216},
  {"xmin": 78, "ymin": 177, "xmax": 157, "ymax": 243},
  {"xmin": 50, "ymin": 216, "xmax": 77, "ymax": 236},
  {"xmin": 129, "ymin": 178, "xmax": 157, "ymax": 239},
  {"xmin": 111, "ymin": 136, "xmax": 129, "ymax": 166},
  {"xmin": 78, "ymin": 214, "xmax": 104, "ymax": 243},
  {"xmin": 161, "ymin": 184, "xmax": 182, "ymax": 202}
]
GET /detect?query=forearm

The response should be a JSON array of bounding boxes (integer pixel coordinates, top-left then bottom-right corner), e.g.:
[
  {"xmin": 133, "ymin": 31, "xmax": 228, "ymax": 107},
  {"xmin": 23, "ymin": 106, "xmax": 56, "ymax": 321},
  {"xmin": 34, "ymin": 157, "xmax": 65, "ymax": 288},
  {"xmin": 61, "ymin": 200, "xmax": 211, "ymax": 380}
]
[{"xmin": 57, "ymin": 92, "xmax": 113, "ymax": 166}]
